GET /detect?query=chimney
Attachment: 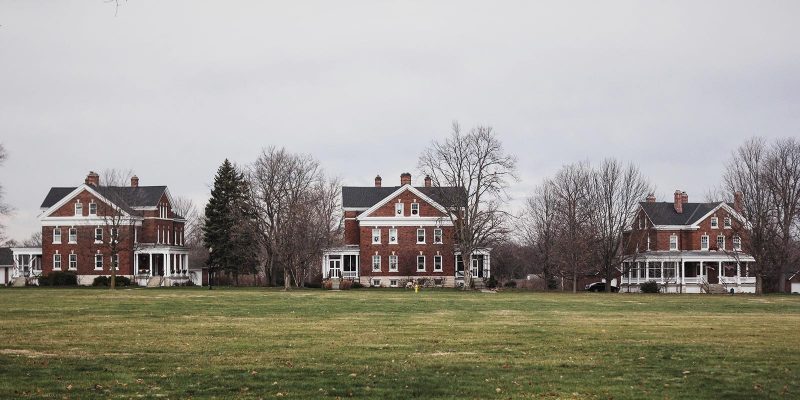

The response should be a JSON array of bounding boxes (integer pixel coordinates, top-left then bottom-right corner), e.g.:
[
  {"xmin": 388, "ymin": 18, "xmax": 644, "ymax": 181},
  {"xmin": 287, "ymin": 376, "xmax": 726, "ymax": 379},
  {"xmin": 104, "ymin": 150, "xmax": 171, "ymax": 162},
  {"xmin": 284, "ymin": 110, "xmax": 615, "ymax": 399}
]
[
  {"xmin": 734, "ymin": 191, "xmax": 743, "ymax": 213},
  {"xmin": 646, "ymin": 193, "xmax": 656, "ymax": 203},
  {"xmin": 681, "ymin": 191, "xmax": 688, "ymax": 204},
  {"xmin": 85, "ymin": 171, "xmax": 100, "ymax": 187},
  {"xmin": 374, "ymin": 174, "xmax": 382, "ymax": 188},
  {"xmin": 131, "ymin": 175, "xmax": 139, "ymax": 188},
  {"xmin": 424, "ymin": 175, "xmax": 432, "ymax": 187},
  {"xmin": 674, "ymin": 190, "xmax": 683, "ymax": 214},
  {"xmin": 400, "ymin": 172, "xmax": 412, "ymax": 186}
]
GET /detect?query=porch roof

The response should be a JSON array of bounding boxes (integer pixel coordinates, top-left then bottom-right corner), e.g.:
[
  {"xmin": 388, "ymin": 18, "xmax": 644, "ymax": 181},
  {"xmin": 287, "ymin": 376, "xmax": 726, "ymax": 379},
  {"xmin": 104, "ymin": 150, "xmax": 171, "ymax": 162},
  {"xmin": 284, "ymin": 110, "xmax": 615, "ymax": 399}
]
[
  {"xmin": 632, "ymin": 251, "xmax": 755, "ymax": 262},
  {"xmin": 323, "ymin": 245, "xmax": 360, "ymax": 254}
]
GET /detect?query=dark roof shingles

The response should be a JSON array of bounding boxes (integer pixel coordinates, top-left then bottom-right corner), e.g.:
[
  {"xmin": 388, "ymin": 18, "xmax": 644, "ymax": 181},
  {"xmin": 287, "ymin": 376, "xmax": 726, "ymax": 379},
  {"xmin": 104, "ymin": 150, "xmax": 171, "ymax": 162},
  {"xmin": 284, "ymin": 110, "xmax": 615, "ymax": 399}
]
[
  {"xmin": 342, "ymin": 186, "xmax": 466, "ymax": 209},
  {"xmin": 40, "ymin": 186, "xmax": 167, "ymax": 210},
  {"xmin": 640, "ymin": 202, "xmax": 721, "ymax": 226}
]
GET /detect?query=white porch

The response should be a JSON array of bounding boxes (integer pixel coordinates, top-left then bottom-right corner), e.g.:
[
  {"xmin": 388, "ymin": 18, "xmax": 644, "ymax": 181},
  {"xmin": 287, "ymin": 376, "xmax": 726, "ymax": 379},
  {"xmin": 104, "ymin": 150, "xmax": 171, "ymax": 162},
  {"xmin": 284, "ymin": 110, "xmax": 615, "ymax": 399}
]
[
  {"xmin": 621, "ymin": 251, "xmax": 757, "ymax": 293},
  {"xmin": 134, "ymin": 245, "xmax": 191, "ymax": 287},
  {"xmin": 9, "ymin": 247, "xmax": 43, "ymax": 285},
  {"xmin": 455, "ymin": 249, "xmax": 492, "ymax": 280},
  {"xmin": 322, "ymin": 246, "xmax": 360, "ymax": 280}
]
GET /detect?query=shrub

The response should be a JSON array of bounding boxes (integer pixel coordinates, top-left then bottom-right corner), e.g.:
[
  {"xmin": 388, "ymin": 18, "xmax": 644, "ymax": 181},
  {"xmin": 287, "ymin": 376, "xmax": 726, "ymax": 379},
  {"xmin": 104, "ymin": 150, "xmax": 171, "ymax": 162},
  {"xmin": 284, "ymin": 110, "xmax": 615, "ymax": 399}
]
[
  {"xmin": 485, "ymin": 276, "xmax": 498, "ymax": 289},
  {"xmin": 38, "ymin": 271, "xmax": 78, "ymax": 286},
  {"xmin": 351, "ymin": 281, "xmax": 363, "ymax": 289},
  {"xmin": 640, "ymin": 280, "xmax": 660, "ymax": 293},
  {"xmin": 92, "ymin": 275, "xmax": 133, "ymax": 287},
  {"xmin": 339, "ymin": 280, "xmax": 353, "ymax": 290},
  {"xmin": 503, "ymin": 280, "xmax": 517, "ymax": 288}
]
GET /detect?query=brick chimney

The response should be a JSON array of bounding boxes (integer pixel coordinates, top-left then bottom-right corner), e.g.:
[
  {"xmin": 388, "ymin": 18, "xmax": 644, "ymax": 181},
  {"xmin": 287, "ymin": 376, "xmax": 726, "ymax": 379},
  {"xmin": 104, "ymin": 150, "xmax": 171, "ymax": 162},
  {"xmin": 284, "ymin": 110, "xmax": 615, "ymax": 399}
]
[
  {"xmin": 734, "ymin": 191, "xmax": 743, "ymax": 213},
  {"xmin": 374, "ymin": 174, "xmax": 382, "ymax": 188},
  {"xmin": 85, "ymin": 171, "xmax": 100, "ymax": 187},
  {"xmin": 400, "ymin": 172, "xmax": 412, "ymax": 186},
  {"xmin": 424, "ymin": 175, "xmax": 432, "ymax": 187},
  {"xmin": 131, "ymin": 175, "xmax": 139, "ymax": 187},
  {"xmin": 674, "ymin": 190, "xmax": 683, "ymax": 214},
  {"xmin": 681, "ymin": 191, "xmax": 688, "ymax": 204},
  {"xmin": 646, "ymin": 193, "xmax": 656, "ymax": 203}
]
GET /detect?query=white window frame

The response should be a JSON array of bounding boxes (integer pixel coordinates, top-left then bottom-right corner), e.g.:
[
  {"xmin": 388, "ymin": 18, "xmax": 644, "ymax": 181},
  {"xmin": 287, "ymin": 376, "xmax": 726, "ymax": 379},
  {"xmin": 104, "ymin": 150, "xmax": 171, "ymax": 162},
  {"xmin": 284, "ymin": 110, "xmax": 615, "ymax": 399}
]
[
  {"xmin": 372, "ymin": 228, "xmax": 381, "ymax": 244},
  {"xmin": 110, "ymin": 254, "xmax": 119, "ymax": 271},
  {"xmin": 417, "ymin": 255, "xmax": 426, "ymax": 272},
  {"xmin": 89, "ymin": 202, "xmax": 97, "ymax": 216},
  {"xmin": 395, "ymin": 202, "xmax": 404, "ymax": 216},
  {"xmin": 434, "ymin": 255, "xmax": 442, "ymax": 272},
  {"xmin": 372, "ymin": 255, "xmax": 381, "ymax": 272},
  {"xmin": 94, "ymin": 253, "xmax": 103, "ymax": 270},
  {"xmin": 110, "ymin": 228, "xmax": 118, "ymax": 243},
  {"xmin": 724, "ymin": 217, "xmax": 732, "ymax": 228},
  {"xmin": 74, "ymin": 202, "xmax": 83, "ymax": 216},
  {"xmin": 389, "ymin": 228, "xmax": 398, "ymax": 244},
  {"xmin": 389, "ymin": 255, "xmax": 398, "ymax": 272},
  {"xmin": 669, "ymin": 234, "xmax": 678, "ymax": 251},
  {"xmin": 95, "ymin": 227, "xmax": 103, "ymax": 243},
  {"xmin": 733, "ymin": 235, "xmax": 741, "ymax": 250},
  {"xmin": 717, "ymin": 235, "xmax": 725, "ymax": 251},
  {"xmin": 372, "ymin": 279, "xmax": 381, "ymax": 287},
  {"xmin": 68, "ymin": 253, "xmax": 77, "ymax": 270},
  {"xmin": 53, "ymin": 253, "xmax": 61, "ymax": 270},
  {"xmin": 68, "ymin": 227, "xmax": 77, "ymax": 244},
  {"xmin": 389, "ymin": 279, "xmax": 398, "ymax": 288},
  {"xmin": 53, "ymin": 227, "xmax": 61, "ymax": 244},
  {"xmin": 434, "ymin": 228, "xmax": 443, "ymax": 244},
  {"xmin": 416, "ymin": 228, "xmax": 425, "ymax": 244},
  {"xmin": 701, "ymin": 235, "xmax": 709, "ymax": 251},
  {"xmin": 710, "ymin": 217, "xmax": 718, "ymax": 229},
  {"xmin": 410, "ymin": 202, "xmax": 419, "ymax": 216}
]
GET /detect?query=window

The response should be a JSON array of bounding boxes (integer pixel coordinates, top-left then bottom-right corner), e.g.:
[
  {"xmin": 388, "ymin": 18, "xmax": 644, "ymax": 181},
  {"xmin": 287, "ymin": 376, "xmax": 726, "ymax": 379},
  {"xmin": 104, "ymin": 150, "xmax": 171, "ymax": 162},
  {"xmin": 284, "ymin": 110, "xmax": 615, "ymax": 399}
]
[
  {"xmin": 701, "ymin": 235, "xmax": 709, "ymax": 250},
  {"xmin": 417, "ymin": 228, "xmax": 425, "ymax": 244},
  {"xmin": 53, "ymin": 228, "xmax": 61, "ymax": 244},
  {"xmin": 434, "ymin": 255, "xmax": 442, "ymax": 271},
  {"xmin": 95, "ymin": 227, "xmax": 103, "ymax": 242},
  {"xmin": 372, "ymin": 255, "xmax": 381, "ymax": 272},
  {"xmin": 372, "ymin": 279, "xmax": 381, "ymax": 287},
  {"xmin": 411, "ymin": 203, "xmax": 419, "ymax": 216},
  {"xmin": 389, "ymin": 228, "xmax": 398, "ymax": 244},
  {"xmin": 68, "ymin": 254, "xmax": 77, "ymax": 270},
  {"xmin": 372, "ymin": 228, "xmax": 381, "ymax": 244},
  {"xmin": 74, "ymin": 202, "xmax": 83, "ymax": 216},
  {"xmin": 417, "ymin": 255, "xmax": 426, "ymax": 272},
  {"xmin": 646, "ymin": 235, "xmax": 651, "ymax": 251},
  {"xmin": 110, "ymin": 228, "xmax": 118, "ymax": 243},
  {"xmin": 733, "ymin": 235, "xmax": 741, "ymax": 250},
  {"xmin": 724, "ymin": 217, "xmax": 732, "ymax": 228},
  {"xmin": 395, "ymin": 203, "xmax": 404, "ymax": 216},
  {"xmin": 389, "ymin": 255, "xmax": 398, "ymax": 272},
  {"xmin": 53, "ymin": 254, "xmax": 61, "ymax": 270},
  {"xmin": 717, "ymin": 235, "xmax": 725, "ymax": 251},
  {"xmin": 68, "ymin": 228, "xmax": 77, "ymax": 243},
  {"xmin": 710, "ymin": 217, "xmax": 718, "ymax": 229},
  {"xmin": 663, "ymin": 262, "xmax": 676, "ymax": 279},
  {"xmin": 669, "ymin": 235, "xmax": 678, "ymax": 251},
  {"xmin": 89, "ymin": 203, "xmax": 97, "ymax": 216},
  {"xmin": 110, "ymin": 254, "xmax": 119, "ymax": 271},
  {"xmin": 94, "ymin": 254, "xmax": 103, "ymax": 270},
  {"xmin": 648, "ymin": 262, "xmax": 661, "ymax": 279},
  {"xmin": 389, "ymin": 279, "xmax": 398, "ymax": 288},
  {"xmin": 434, "ymin": 228, "xmax": 443, "ymax": 244}
]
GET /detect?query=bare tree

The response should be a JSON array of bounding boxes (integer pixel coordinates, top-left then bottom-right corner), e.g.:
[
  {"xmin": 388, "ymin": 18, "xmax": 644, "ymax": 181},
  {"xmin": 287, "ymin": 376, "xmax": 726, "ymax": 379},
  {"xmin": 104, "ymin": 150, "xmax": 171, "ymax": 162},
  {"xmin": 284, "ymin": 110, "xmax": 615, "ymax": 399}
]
[
  {"xmin": 418, "ymin": 122, "xmax": 517, "ymax": 289},
  {"xmin": 550, "ymin": 162, "xmax": 594, "ymax": 292},
  {"xmin": 762, "ymin": 138, "xmax": 800, "ymax": 292},
  {"xmin": 22, "ymin": 231, "xmax": 42, "ymax": 247},
  {"xmin": 587, "ymin": 159, "xmax": 652, "ymax": 293},
  {"xmin": 95, "ymin": 170, "xmax": 140, "ymax": 290},
  {"xmin": 520, "ymin": 180, "xmax": 560, "ymax": 290},
  {"xmin": 0, "ymin": 144, "xmax": 11, "ymax": 242}
]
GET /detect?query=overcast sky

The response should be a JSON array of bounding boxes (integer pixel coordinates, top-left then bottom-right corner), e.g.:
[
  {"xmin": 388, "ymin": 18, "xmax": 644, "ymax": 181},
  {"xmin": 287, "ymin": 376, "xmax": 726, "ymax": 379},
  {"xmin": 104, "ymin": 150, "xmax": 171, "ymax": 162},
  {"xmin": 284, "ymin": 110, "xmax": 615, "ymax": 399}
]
[{"xmin": 1, "ymin": 1, "xmax": 799, "ymax": 241}]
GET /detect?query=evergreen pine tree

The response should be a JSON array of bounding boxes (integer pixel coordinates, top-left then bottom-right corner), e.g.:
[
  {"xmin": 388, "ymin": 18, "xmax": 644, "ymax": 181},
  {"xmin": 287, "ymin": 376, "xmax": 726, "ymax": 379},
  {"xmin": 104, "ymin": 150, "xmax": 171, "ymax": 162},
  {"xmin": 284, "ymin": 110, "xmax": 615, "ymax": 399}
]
[{"xmin": 204, "ymin": 159, "xmax": 244, "ymax": 286}]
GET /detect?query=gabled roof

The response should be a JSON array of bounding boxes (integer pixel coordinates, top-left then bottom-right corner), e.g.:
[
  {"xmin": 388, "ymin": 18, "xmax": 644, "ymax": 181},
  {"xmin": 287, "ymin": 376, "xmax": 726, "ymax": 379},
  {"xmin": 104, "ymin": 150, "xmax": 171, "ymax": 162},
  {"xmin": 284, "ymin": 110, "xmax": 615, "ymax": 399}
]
[
  {"xmin": 0, "ymin": 248, "xmax": 13, "ymax": 266},
  {"xmin": 640, "ymin": 201, "xmax": 736, "ymax": 226},
  {"xmin": 40, "ymin": 186, "xmax": 168, "ymax": 209},
  {"xmin": 342, "ymin": 186, "xmax": 466, "ymax": 209}
]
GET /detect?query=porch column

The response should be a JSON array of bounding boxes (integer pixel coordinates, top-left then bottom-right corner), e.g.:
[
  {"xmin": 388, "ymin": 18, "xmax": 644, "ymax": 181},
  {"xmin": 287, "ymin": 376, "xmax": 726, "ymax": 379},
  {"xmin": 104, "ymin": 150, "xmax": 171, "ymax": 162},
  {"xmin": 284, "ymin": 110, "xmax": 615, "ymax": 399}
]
[
  {"xmin": 699, "ymin": 261, "xmax": 703, "ymax": 282},
  {"xmin": 185, "ymin": 254, "xmax": 189, "ymax": 274},
  {"xmin": 134, "ymin": 255, "xmax": 139, "ymax": 275},
  {"xmin": 736, "ymin": 261, "xmax": 741, "ymax": 285},
  {"xmin": 660, "ymin": 261, "xmax": 664, "ymax": 284},
  {"xmin": 680, "ymin": 260, "xmax": 685, "ymax": 290},
  {"xmin": 718, "ymin": 261, "xmax": 722, "ymax": 282},
  {"xmin": 165, "ymin": 252, "xmax": 171, "ymax": 277},
  {"xmin": 149, "ymin": 253, "xmax": 153, "ymax": 277}
]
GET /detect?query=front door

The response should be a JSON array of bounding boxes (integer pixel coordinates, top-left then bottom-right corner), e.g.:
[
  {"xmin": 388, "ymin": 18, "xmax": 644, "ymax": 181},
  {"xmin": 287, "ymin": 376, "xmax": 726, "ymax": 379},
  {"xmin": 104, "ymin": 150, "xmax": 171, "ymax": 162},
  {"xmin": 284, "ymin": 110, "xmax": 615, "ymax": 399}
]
[
  {"xmin": 707, "ymin": 265, "xmax": 719, "ymax": 284},
  {"xmin": 329, "ymin": 259, "xmax": 341, "ymax": 279},
  {"xmin": 471, "ymin": 255, "xmax": 484, "ymax": 278}
]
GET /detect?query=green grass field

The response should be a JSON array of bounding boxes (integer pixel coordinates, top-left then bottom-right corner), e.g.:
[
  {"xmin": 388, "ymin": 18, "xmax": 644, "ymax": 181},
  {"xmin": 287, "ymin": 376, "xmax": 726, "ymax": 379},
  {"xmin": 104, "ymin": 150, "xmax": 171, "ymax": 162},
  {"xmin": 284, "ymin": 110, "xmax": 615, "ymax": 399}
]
[{"xmin": 0, "ymin": 288, "xmax": 798, "ymax": 399}]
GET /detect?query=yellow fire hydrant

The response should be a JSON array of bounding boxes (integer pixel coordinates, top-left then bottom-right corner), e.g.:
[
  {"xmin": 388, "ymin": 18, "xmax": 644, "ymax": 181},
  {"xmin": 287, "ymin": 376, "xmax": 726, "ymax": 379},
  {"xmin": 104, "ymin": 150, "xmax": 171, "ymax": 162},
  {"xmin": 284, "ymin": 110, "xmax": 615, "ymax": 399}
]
[{"xmin": 414, "ymin": 282, "xmax": 419, "ymax": 293}]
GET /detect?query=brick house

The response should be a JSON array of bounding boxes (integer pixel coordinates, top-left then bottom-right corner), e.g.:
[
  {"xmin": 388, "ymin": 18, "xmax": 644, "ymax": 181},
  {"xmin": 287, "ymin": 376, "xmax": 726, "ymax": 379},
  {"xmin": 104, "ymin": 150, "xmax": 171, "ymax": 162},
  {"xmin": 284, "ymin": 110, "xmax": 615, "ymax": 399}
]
[
  {"xmin": 621, "ymin": 190, "xmax": 756, "ymax": 293},
  {"xmin": 8, "ymin": 171, "xmax": 199, "ymax": 286},
  {"xmin": 322, "ymin": 173, "xmax": 490, "ymax": 288}
]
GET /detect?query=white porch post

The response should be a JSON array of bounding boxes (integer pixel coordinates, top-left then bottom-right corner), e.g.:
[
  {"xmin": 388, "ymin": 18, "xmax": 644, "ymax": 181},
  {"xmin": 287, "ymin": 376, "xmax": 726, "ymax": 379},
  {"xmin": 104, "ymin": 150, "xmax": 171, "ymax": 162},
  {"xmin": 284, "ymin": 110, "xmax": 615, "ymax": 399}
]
[
  {"xmin": 149, "ymin": 253, "xmax": 153, "ymax": 277},
  {"xmin": 322, "ymin": 254, "xmax": 328, "ymax": 279},
  {"xmin": 184, "ymin": 254, "xmax": 189, "ymax": 274},
  {"xmin": 660, "ymin": 261, "xmax": 664, "ymax": 284},
  {"xmin": 645, "ymin": 262, "xmax": 649, "ymax": 281},
  {"xmin": 718, "ymin": 261, "xmax": 722, "ymax": 282},
  {"xmin": 165, "ymin": 252, "xmax": 171, "ymax": 277},
  {"xmin": 680, "ymin": 260, "xmax": 685, "ymax": 291},
  {"xmin": 736, "ymin": 261, "xmax": 741, "ymax": 285},
  {"xmin": 134, "ymin": 254, "xmax": 138, "ymax": 275}
]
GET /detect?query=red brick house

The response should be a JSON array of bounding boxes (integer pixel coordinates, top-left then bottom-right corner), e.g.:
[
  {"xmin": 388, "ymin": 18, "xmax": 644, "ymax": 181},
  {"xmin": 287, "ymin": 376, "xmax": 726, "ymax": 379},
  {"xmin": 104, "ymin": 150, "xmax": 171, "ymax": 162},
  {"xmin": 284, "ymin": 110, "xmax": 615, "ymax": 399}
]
[
  {"xmin": 322, "ymin": 173, "xmax": 490, "ymax": 288},
  {"xmin": 9, "ymin": 171, "xmax": 198, "ymax": 286},
  {"xmin": 621, "ymin": 190, "xmax": 755, "ymax": 293}
]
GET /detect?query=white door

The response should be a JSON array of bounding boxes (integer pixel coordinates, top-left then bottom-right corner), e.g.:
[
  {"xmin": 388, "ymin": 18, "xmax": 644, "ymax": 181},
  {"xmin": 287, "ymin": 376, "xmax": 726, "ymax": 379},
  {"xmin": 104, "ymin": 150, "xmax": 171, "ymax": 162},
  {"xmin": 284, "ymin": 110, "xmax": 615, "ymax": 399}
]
[{"xmin": 329, "ymin": 259, "xmax": 341, "ymax": 279}]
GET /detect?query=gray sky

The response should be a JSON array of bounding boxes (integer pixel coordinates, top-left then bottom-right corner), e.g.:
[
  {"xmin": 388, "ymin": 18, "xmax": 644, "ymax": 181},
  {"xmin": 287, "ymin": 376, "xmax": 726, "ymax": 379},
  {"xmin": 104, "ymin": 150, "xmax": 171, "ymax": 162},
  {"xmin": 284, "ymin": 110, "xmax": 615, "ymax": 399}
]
[{"xmin": 1, "ymin": 1, "xmax": 799, "ymax": 241}]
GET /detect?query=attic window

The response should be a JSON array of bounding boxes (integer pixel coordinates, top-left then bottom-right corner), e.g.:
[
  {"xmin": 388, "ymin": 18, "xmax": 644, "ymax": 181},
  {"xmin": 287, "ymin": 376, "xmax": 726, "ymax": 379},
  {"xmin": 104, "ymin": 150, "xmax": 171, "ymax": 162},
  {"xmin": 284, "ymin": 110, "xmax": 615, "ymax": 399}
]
[
  {"xmin": 411, "ymin": 202, "xmax": 419, "ymax": 216},
  {"xmin": 710, "ymin": 217, "xmax": 718, "ymax": 229},
  {"xmin": 724, "ymin": 217, "xmax": 731, "ymax": 228},
  {"xmin": 89, "ymin": 203, "xmax": 97, "ymax": 216},
  {"xmin": 395, "ymin": 202, "xmax": 404, "ymax": 216},
  {"xmin": 74, "ymin": 202, "xmax": 83, "ymax": 216}
]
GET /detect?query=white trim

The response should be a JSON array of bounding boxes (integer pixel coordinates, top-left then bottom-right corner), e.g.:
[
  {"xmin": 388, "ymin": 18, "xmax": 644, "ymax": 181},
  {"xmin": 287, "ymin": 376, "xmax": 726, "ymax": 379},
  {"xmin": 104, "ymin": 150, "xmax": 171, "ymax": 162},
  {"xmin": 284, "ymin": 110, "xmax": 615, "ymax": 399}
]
[
  {"xmin": 416, "ymin": 255, "xmax": 426, "ymax": 272},
  {"xmin": 372, "ymin": 254, "xmax": 381, "ymax": 272},
  {"xmin": 433, "ymin": 228, "xmax": 443, "ymax": 244},
  {"xmin": 416, "ymin": 228, "xmax": 426, "ymax": 244},
  {"xmin": 691, "ymin": 203, "xmax": 749, "ymax": 229},
  {"xmin": 372, "ymin": 228, "xmax": 381, "ymax": 244},
  {"xmin": 40, "ymin": 184, "xmax": 131, "ymax": 220},
  {"xmin": 343, "ymin": 207, "xmax": 369, "ymax": 212},
  {"xmin": 433, "ymin": 255, "xmax": 443, "ymax": 272},
  {"xmin": 358, "ymin": 217, "xmax": 453, "ymax": 227},
  {"xmin": 357, "ymin": 185, "xmax": 450, "ymax": 220},
  {"xmin": 389, "ymin": 255, "xmax": 398, "ymax": 272},
  {"xmin": 40, "ymin": 216, "xmax": 143, "ymax": 226},
  {"xmin": 388, "ymin": 228, "xmax": 398, "ymax": 244}
]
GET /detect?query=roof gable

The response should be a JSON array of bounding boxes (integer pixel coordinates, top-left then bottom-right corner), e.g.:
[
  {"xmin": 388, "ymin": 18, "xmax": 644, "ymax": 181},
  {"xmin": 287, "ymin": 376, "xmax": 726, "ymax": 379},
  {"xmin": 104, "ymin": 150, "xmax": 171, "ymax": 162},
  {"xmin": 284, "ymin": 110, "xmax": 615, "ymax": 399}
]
[
  {"xmin": 40, "ymin": 185, "xmax": 168, "ymax": 209},
  {"xmin": 342, "ymin": 186, "xmax": 465, "ymax": 209},
  {"xmin": 639, "ymin": 201, "xmax": 747, "ymax": 227},
  {"xmin": 357, "ymin": 185, "xmax": 450, "ymax": 219}
]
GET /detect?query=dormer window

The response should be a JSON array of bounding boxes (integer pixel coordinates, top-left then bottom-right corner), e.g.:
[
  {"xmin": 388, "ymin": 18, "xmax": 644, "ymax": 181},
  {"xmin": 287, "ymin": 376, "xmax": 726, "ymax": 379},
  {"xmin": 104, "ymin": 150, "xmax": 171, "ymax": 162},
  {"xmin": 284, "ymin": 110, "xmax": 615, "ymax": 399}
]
[
  {"xmin": 411, "ymin": 203, "xmax": 419, "ymax": 216},
  {"xmin": 372, "ymin": 228, "xmax": 381, "ymax": 244},
  {"xmin": 395, "ymin": 203, "xmax": 404, "ymax": 216},
  {"xmin": 701, "ymin": 234, "xmax": 709, "ymax": 250},
  {"xmin": 74, "ymin": 202, "xmax": 83, "ymax": 216},
  {"xmin": 717, "ymin": 235, "xmax": 725, "ymax": 250},
  {"xmin": 669, "ymin": 234, "xmax": 678, "ymax": 251},
  {"xmin": 724, "ymin": 217, "xmax": 732, "ymax": 228},
  {"xmin": 710, "ymin": 217, "xmax": 718, "ymax": 229},
  {"xmin": 89, "ymin": 203, "xmax": 97, "ymax": 216},
  {"xmin": 389, "ymin": 228, "xmax": 398, "ymax": 244}
]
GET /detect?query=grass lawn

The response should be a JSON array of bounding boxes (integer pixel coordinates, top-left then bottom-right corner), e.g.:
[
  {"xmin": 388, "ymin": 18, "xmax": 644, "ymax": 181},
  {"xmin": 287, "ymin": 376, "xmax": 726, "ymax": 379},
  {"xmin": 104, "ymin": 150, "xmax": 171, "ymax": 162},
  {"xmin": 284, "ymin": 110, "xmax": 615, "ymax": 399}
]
[{"xmin": 0, "ymin": 288, "xmax": 798, "ymax": 399}]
